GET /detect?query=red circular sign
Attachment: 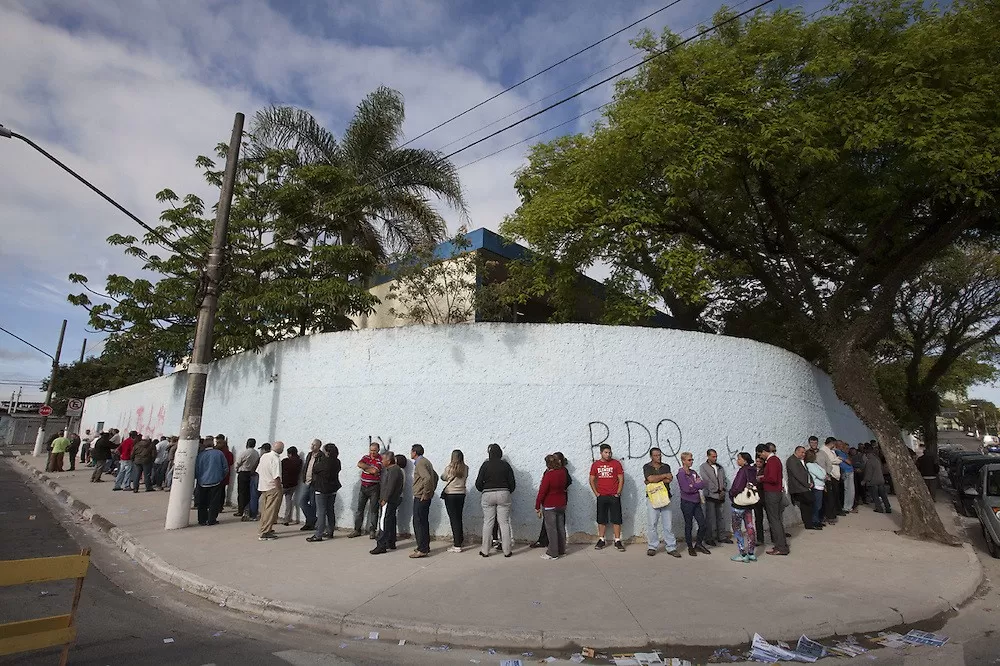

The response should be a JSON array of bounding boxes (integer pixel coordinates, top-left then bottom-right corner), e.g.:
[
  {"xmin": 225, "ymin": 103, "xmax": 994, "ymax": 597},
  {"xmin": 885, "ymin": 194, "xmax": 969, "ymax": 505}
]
[{"xmin": 38, "ymin": 405, "xmax": 53, "ymax": 417}]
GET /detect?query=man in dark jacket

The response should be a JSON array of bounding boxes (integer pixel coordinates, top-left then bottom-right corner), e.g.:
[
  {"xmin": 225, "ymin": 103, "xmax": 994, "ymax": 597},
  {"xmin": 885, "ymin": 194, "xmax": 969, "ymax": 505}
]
[
  {"xmin": 281, "ymin": 447, "xmax": 303, "ymax": 526},
  {"xmin": 131, "ymin": 438, "xmax": 156, "ymax": 493},
  {"xmin": 67, "ymin": 433, "xmax": 81, "ymax": 471},
  {"xmin": 307, "ymin": 444, "xmax": 341, "ymax": 542},
  {"xmin": 90, "ymin": 433, "xmax": 113, "ymax": 483},
  {"xmin": 371, "ymin": 451, "xmax": 404, "ymax": 555},
  {"xmin": 786, "ymin": 446, "xmax": 817, "ymax": 529}
]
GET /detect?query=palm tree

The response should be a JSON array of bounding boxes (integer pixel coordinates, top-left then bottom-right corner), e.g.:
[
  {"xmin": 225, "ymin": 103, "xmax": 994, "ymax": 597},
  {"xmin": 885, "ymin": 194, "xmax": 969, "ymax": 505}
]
[{"xmin": 251, "ymin": 87, "xmax": 467, "ymax": 263}]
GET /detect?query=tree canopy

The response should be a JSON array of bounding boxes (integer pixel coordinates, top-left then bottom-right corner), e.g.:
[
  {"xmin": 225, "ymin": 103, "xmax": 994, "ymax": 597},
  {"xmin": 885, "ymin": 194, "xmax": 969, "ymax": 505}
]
[{"xmin": 502, "ymin": 0, "xmax": 1000, "ymax": 543}]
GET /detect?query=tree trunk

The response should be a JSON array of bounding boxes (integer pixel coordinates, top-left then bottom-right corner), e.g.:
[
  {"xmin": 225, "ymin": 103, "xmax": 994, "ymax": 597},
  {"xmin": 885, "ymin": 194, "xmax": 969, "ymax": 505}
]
[
  {"xmin": 827, "ymin": 343, "xmax": 959, "ymax": 546},
  {"xmin": 907, "ymin": 389, "xmax": 940, "ymax": 461},
  {"xmin": 920, "ymin": 411, "xmax": 939, "ymax": 461}
]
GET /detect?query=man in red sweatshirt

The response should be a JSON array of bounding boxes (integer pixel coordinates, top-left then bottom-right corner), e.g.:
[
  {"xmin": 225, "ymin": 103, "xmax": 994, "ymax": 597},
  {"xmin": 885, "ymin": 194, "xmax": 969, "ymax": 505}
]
[
  {"xmin": 113, "ymin": 431, "xmax": 137, "ymax": 491},
  {"xmin": 761, "ymin": 443, "xmax": 789, "ymax": 555}
]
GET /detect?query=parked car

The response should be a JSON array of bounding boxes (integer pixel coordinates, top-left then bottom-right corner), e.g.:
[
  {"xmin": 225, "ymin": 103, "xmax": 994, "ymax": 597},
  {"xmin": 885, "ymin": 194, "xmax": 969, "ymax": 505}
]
[
  {"xmin": 949, "ymin": 450, "xmax": 987, "ymax": 486},
  {"xmin": 973, "ymin": 463, "xmax": 1000, "ymax": 559},
  {"xmin": 982, "ymin": 443, "xmax": 1000, "ymax": 455},
  {"xmin": 955, "ymin": 455, "xmax": 999, "ymax": 517}
]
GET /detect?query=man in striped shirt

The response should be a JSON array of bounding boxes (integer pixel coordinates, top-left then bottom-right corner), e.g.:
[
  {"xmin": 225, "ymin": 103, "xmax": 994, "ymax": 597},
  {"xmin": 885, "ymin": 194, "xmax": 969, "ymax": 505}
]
[{"xmin": 349, "ymin": 441, "xmax": 384, "ymax": 539}]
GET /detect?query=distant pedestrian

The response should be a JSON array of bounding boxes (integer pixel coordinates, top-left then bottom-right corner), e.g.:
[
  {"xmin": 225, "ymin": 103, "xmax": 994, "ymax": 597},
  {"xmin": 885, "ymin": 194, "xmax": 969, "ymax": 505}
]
[
  {"xmin": 677, "ymin": 451, "xmax": 710, "ymax": 557},
  {"xmin": 131, "ymin": 438, "xmax": 155, "ymax": 492},
  {"xmin": 805, "ymin": 450, "xmax": 826, "ymax": 529},
  {"xmin": 233, "ymin": 439, "xmax": 260, "ymax": 519},
  {"xmin": 215, "ymin": 435, "xmax": 234, "ymax": 506},
  {"xmin": 165, "ymin": 436, "xmax": 178, "ymax": 489},
  {"xmin": 195, "ymin": 441, "xmax": 229, "ymax": 525},
  {"xmin": 807, "ymin": 435, "xmax": 820, "ymax": 455},
  {"xmin": 112, "ymin": 432, "xmax": 137, "ymax": 491},
  {"xmin": 753, "ymin": 446, "xmax": 767, "ymax": 545},
  {"xmin": 409, "ymin": 444, "xmax": 438, "ymax": 558},
  {"xmin": 308, "ymin": 443, "xmax": 341, "ymax": 542},
  {"xmin": 440, "ymin": 449, "xmax": 469, "ymax": 553},
  {"xmin": 67, "ymin": 432, "xmax": 80, "ymax": 471},
  {"xmin": 643, "ymin": 447, "xmax": 680, "ymax": 558},
  {"xmin": 699, "ymin": 448, "xmax": 731, "ymax": 546},
  {"xmin": 249, "ymin": 444, "xmax": 270, "ymax": 519},
  {"xmin": 50, "ymin": 433, "xmax": 70, "ymax": 472},
  {"xmin": 530, "ymin": 452, "xmax": 571, "ymax": 549},
  {"xmin": 864, "ymin": 446, "xmax": 892, "ymax": 513},
  {"xmin": 371, "ymin": 451, "xmax": 403, "ymax": 555},
  {"xmin": 760, "ymin": 443, "xmax": 789, "ymax": 556},
  {"xmin": 785, "ymin": 446, "xmax": 816, "ymax": 529},
  {"xmin": 729, "ymin": 452, "xmax": 758, "ymax": 562},
  {"xmin": 349, "ymin": 441, "xmax": 384, "ymax": 539},
  {"xmin": 535, "ymin": 453, "xmax": 568, "ymax": 560},
  {"xmin": 851, "ymin": 445, "xmax": 867, "ymax": 506},
  {"xmin": 81, "ymin": 429, "xmax": 93, "ymax": 465},
  {"xmin": 589, "ymin": 444, "xmax": 625, "ymax": 552},
  {"xmin": 299, "ymin": 439, "xmax": 323, "ymax": 531},
  {"xmin": 281, "ymin": 446, "xmax": 303, "ymax": 526},
  {"xmin": 90, "ymin": 432, "xmax": 113, "ymax": 482},
  {"xmin": 836, "ymin": 442, "xmax": 855, "ymax": 514},
  {"xmin": 476, "ymin": 443, "xmax": 516, "ymax": 558},
  {"xmin": 256, "ymin": 441, "xmax": 284, "ymax": 540}
]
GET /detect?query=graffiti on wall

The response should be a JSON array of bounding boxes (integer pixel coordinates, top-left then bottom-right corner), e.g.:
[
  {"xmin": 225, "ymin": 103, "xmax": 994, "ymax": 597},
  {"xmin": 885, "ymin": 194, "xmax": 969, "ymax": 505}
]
[
  {"xmin": 588, "ymin": 419, "xmax": 683, "ymax": 466},
  {"xmin": 116, "ymin": 403, "xmax": 168, "ymax": 437}
]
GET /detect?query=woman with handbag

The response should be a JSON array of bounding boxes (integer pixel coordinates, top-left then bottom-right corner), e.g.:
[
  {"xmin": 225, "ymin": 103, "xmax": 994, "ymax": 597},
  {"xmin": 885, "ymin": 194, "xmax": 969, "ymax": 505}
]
[
  {"xmin": 440, "ymin": 449, "xmax": 469, "ymax": 553},
  {"xmin": 729, "ymin": 452, "xmax": 758, "ymax": 562}
]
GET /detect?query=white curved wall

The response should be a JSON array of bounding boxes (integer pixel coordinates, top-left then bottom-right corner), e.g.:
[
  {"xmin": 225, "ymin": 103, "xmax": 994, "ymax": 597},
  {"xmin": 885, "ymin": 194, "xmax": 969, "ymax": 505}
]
[{"xmin": 81, "ymin": 323, "xmax": 872, "ymax": 541}]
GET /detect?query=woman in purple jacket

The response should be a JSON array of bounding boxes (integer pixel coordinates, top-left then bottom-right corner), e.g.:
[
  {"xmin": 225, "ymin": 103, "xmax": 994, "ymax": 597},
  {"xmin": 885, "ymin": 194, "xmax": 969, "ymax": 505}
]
[
  {"xmin": 729, "ymin": 452, "xmax": 758, "ymax": 563},
  {"xmin": 676, "ymin": 452, "xmax": 710, "ymax": 556}
]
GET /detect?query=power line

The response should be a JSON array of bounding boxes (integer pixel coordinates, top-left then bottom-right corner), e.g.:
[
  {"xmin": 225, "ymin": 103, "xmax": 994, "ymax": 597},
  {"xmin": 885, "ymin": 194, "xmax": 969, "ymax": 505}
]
[
  {"xmin": 0, "ymin": 325, "xmax": 53, "ymax": 360},
  {"xmin": 399, "ymin": 0, "xmax": 691, "ymax": 148}
]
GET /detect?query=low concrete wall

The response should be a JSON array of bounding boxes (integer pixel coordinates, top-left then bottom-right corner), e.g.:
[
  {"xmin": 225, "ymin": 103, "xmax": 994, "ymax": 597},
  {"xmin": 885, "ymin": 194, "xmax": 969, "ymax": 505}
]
[{"xmin": 81, "ymin": 323, "xmax": 872, "ymax": 541}]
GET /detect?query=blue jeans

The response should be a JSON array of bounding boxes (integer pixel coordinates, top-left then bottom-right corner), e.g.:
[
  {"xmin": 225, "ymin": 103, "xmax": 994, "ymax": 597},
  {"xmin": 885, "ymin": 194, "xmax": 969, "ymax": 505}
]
[
  {"xmin": 300, "ymin": 483, "xmax": 317, "ymax": 526},
  {"xmin": 680, "ymin": 499, "xmax": 707, "ymax": 548},
  {"xmin": 313, "ymin": 492, "xmax": 336, "ymax": 539},
  {"xmin": 249, "ymin": 474, "xmax": 260, "ymax": 518},
  {"xmin": 812, "ymin": 489, "xmax": 824, "ymax": 526},
  {"xmin": 114, "ymin": 461, "xmax": 133, "ymax": 490},
  {"xmin": 646, "ymin": 502, "xmax": 677, "ymax": 551}
]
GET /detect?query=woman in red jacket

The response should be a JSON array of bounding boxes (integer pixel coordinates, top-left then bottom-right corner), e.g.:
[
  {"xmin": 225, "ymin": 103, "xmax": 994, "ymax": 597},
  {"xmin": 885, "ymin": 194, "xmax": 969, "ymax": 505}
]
[{"xmin": 535, "ymin": 454, "xmax": 569, "ymax": 560}]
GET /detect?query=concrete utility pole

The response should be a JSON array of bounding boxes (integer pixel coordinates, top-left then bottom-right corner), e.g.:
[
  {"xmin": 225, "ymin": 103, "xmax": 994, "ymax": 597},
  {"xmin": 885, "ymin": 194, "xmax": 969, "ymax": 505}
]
[
  {"xmin": 32, "ymin": 319, "xmax": 67, "ymax": 456},
  {"xmin": 165, "ymin": 112, "xmax": 244, "ymax": 530},
  {"xmin": 79, "ymin": 338, "xmax": 87, "ymax": 363}
]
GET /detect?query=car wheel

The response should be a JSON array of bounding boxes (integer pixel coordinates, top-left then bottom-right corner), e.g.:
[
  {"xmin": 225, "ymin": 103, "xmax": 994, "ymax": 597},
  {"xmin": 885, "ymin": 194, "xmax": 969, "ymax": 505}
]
[{"xmin": 987, "ymin": 531, "xmax": 1000, "ymax": 560}]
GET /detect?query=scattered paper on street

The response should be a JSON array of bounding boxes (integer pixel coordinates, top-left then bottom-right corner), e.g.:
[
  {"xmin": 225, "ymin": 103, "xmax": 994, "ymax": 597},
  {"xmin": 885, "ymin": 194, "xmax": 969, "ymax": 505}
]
[
  {"xmin": 750, "ymin": 633, "xmax": 817, "ymax": 663},
  {"xmin": 828, "ymin": 642, "xmax": 867, "ymax": 657},
  {"xmin": 162, "ymin": 638, "xmax": 174, "ymax": 644},
  {"xmin": 902, "ymin": 630, "xmax": 949, "ymax": 647},
  {"xmin": 873, "ymin": 632, "xmax": 909, "ymax": 649},
  {"xmin": 368, "ymin": 631, "xmax": 379, "ymax": 640},
  {"xmin": 795, "ymin": 635, "xmax": 827, "ymax": 658},
  {"xmin": 500, "ymin": 660, "xmax": 522, "ymax": 666},
  {"xmin": 398, "ymin": 639, "xmax": 406, "ymax": 646}
]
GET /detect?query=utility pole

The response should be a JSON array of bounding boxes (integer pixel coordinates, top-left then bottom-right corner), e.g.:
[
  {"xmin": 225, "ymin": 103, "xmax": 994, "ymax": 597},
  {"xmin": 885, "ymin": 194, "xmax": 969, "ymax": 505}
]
[
  {"xmin": 79, "ymin": 338, "xmax": 87, "ymax": 363},
  {"xmin": 165, "ymin": 112, "xmax": 244, "ymax": 530},
  {"xmin": 32, "ymin": 319, "xmax": 67, "ymax": 456}
]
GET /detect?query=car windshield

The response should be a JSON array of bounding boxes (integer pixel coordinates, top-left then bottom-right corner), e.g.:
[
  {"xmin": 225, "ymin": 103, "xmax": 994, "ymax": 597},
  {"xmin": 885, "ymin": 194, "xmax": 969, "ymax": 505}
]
[
  {"xmin": 987, "ymin": 470, "xmax": 1000, "ymax": 497},
  {"xmin": 963, "ymin": 466, "xmax": 985, "ymax": 487}
]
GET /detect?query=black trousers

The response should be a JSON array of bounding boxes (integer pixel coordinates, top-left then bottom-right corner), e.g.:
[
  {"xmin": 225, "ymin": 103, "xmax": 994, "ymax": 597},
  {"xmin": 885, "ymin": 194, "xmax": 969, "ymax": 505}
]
[
  {"xmin": 377, "ymin": 500, "xmax": 399, "ymax": 550},
  {"xmin": 793, "ymin": 491, "xmax": 814, "ymax": 527},
  {"xmin": 442, "ymin": 493, "xmax": 465, "ymax": 547},
  {"xmin": 412, "ymin": 497, "xmax": 431, "ymax": 553},
  {"xmin": 824, "ymin": 480, "xmax": 841, "ymax": 521},
  {"xmin": 237, "ymin": 471, "xmax": 253, "ymax": 515},
  {"xmin": 196, "ymin": 484, "xmax": 224, "ymax": 525},
  {"xmin": 753, "ymin": 501, "xmax": 765, "ymax": 543}
]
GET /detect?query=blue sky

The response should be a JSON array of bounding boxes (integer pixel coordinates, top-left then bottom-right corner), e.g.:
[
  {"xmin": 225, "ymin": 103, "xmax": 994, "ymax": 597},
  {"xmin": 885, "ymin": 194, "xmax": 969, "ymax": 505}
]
[{"xmin": 1, "ymin": 0, "xmax": 996, "ymax": 407}]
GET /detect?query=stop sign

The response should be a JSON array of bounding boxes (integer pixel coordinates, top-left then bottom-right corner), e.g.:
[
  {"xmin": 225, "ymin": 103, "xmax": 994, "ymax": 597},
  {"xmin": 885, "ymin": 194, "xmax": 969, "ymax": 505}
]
[{"xmin": 38, "ymin": 405, "xmax": 53, "ymax": 417}]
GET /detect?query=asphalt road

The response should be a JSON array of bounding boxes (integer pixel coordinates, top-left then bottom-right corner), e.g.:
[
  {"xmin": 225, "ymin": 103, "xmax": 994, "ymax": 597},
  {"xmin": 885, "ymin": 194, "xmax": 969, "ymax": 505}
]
[{"xmin": 0, "ymin": 463, "xmax": 537, "ymax": 666}]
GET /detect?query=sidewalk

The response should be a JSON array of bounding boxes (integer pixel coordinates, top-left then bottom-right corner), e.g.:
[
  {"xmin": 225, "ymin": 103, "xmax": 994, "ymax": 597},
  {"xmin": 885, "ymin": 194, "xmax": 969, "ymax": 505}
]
[{"xmin": 9, "ymin": 455, "xmax": 982, "ymax": 650}]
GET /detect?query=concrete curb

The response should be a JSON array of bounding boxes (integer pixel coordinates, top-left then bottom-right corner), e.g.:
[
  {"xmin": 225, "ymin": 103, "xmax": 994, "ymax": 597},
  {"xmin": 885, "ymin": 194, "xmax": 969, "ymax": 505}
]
[{"xmin": 7, "ymin": 456, "xmax": 987, "ymax": 650}]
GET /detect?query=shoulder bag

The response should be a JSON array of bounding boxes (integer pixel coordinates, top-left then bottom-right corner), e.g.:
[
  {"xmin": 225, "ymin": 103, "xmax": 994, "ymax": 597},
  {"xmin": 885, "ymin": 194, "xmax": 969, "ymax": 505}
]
[
  {"xmin": 645, "ymin": 482, "xmax": 671, "ymax": 509},
  {"xmin": 733, "ymin": 482, "xmax": 759, "ymax": 507}
]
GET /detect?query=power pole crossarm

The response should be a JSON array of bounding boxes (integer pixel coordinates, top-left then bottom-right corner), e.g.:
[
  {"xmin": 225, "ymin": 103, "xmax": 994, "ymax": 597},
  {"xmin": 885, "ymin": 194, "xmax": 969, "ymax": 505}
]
[{"xmin": 164, "ymin": 112, "xmax": 244, "ymax": 531}]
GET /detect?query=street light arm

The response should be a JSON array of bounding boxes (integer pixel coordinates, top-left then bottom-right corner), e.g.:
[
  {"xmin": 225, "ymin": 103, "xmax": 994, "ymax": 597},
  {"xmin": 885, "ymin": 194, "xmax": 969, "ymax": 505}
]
[
  {"xmin": 0, "ymin": 324, "xmax": 54, "ymax": 360},
  {"xmin": 0, "ymin": 123, "xmax": 199, "ymax": 263}
]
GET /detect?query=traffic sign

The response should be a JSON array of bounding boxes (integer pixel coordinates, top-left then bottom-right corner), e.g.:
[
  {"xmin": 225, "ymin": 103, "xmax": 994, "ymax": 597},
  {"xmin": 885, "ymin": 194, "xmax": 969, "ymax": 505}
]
[
  {"xmin": 38, "ymin": 405, "xmax": 53, "ymax": 417},
  {"xmin": 66, "ymin": 398, "xmax": 84, "ymax": 417}
]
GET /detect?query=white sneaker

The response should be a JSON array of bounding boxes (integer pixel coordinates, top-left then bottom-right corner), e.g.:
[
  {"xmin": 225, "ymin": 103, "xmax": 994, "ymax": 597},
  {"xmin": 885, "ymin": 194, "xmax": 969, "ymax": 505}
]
[
  {"xmin": 540, "ymin": 554, "xmax": 558, "ymax": 560},
  {"xmin": 448, "ymin": 546, "xmax": 462, "ymax": 553}
]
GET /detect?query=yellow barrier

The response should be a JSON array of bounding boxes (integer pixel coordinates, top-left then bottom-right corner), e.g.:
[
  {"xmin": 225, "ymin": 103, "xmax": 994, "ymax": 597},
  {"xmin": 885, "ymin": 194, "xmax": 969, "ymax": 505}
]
[{"xmin": 0, "ymin": 549, "xmax": 90, "ymax": 665}]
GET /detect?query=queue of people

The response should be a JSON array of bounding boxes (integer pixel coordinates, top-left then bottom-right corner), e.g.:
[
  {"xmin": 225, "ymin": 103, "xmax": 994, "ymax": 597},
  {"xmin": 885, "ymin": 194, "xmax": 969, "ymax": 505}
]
[{"xmin": 56, "ymin": 427, "xmax": 909, "ymax": 561}]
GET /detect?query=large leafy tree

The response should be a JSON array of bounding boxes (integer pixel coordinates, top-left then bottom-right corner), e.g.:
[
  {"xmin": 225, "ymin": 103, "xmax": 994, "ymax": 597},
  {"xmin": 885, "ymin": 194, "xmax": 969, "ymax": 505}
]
[
  {"xmin": 877, "ymin": 244, "xmax": 1000, "ymax": 456},
  {"xmin": 251, "ymin": 87, "xmax": 467, "ymax": 264},
  {"xmin": 503, "ymin": 1, "xmax": 1000, "ymax": 543}
]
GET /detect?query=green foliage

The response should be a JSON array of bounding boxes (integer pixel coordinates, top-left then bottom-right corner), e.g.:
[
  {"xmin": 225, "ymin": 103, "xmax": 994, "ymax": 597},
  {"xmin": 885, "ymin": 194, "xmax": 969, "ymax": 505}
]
[
  {"xmin": 41, "ymin": 343, "xmax": 159, "ymax": 414},
  {"xmin": 69, "ymin": 88, "xmax": 467, "ymax": 361}
]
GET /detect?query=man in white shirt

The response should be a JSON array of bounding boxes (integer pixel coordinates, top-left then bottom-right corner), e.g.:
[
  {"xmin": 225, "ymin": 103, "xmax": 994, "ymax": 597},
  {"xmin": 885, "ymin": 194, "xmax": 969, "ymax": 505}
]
[
  {"xmin": 153, "ymin": 436, "xmax": 171, "ymax": 489},
  {"xmin": 81, "ymin": 429, "xmax": 93, "ymax": 465},
  {"xmin": 817, "ymin": 438, "xmax": 840, "ymax": 525},
  {"xmin": 256, "ymin": 441, "xmax": 284, "ymax": 541},
  {"xmin": 233, "ymin": 439, "xmax": 260, "ymax": 519}
]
